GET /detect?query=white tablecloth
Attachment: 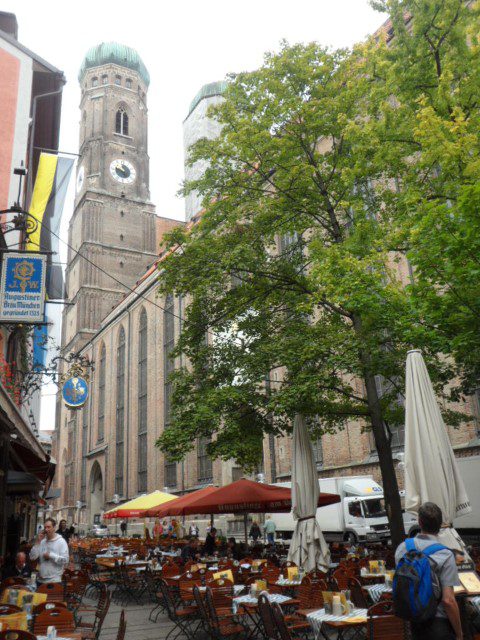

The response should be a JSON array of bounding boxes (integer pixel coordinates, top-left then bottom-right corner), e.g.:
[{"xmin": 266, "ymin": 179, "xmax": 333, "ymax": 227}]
[
  {"xmin": 307, "ymin": 608, "xmax": 368, "ymax": 638},
  {"xmin": 364, "ymin": 583, "xmax": 392, "ymax": 603}
]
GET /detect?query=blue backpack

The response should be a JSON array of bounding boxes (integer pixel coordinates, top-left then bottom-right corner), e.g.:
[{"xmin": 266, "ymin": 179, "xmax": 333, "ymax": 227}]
[{"xmin": 393, "ymin": 538, "xmax": 447, "ymax": 623}]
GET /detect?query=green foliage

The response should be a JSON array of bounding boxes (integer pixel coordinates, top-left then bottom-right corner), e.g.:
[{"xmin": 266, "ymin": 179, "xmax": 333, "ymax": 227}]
[{"xmin": 155, "ymin": 26, "xmax": 474, "ymax": 473}]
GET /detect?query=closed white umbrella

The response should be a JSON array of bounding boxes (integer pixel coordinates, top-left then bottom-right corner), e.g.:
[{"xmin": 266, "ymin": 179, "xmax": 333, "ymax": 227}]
[
  {"xmin": 405, "ymin": 350, "xmax": 472, "ymax": 551},
  {"xmin": 287, "ymin": 414, "xmax": 330, "ymax": 571}
]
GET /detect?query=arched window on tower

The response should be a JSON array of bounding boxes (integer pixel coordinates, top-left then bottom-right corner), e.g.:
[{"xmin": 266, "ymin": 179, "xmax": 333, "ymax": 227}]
[{"xmin": 115, "ymin": 107, "xmax": 129, "ymax": 136}]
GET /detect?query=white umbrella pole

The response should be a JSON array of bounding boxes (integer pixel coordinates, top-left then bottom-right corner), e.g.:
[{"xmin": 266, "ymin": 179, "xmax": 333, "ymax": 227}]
[{"xmin": 244, "ymin": 513, "xmax": 248, "ymax": 545}]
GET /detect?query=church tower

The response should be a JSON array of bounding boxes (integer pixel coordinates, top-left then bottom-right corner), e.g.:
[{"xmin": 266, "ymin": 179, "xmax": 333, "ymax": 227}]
[{"xmin": 62, "ymin": 43, "xmax": 157, "ymax": 354}]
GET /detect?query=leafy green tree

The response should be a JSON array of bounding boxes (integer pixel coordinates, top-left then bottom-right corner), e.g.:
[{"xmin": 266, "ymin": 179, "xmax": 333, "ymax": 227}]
[
  {"xmin": 156, "ymin": 21, "xmax": 474, "ymax": 545},
  {"xmin": 365, "ymin": 0, "xmax": 480, "ymax": 391}
]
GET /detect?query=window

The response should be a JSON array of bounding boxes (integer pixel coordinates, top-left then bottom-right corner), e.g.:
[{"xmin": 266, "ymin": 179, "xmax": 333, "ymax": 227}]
[
  {"xmin": 97, "ymin": 344, "xmax": 106, "ymax": 442},
  {"xmin": 80, "ymin": 403, "xmax": 89, "ymax": 502},
  {"xmin": 115, "ymin": 327, "xmax": 126, "ymax": 495},
  {"xmin": 197, "ymin": 436, "xmax": 213, "ymax": 483},
  {"xmin": 138, "ymin": 310, "xmax": 148, "ymax": 492},
  {"xmin": 163, "ymin": 294, "xmax": 176, "ymax": 487},
  {"xmin": 126, "ymin": 78, "xmax": 132, "ymax": 89},
  {"xmin": 311, "ymin": 438, "xmax": 323, "ymax": 467},
  {"xmin": 165, "ymin": 461, "xmax": 177, "ymax": 489},
  {"xmin": 102, "ymin": 75, "xmax": 108, "ymax": 85},
  {"xmin": 92, "ymin": 77, "xmax": 98, "ymax": 87},
  {"xmin": 115, "ymin": 107, "xmax": 129, "ymax": 136},
  {"xmin": 348, "ymin": 501, "xmax": 363, "ymax": 518},
  {"xmin": 115, "ymin": 75, "xmax": 121, "ymax": 85}
]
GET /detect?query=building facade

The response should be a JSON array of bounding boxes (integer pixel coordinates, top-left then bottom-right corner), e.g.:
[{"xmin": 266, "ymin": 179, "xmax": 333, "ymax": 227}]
[
  {"xmin": 0, "ymin": 12, "xmax": 60, "ymax": 554},
  {"xmin": 53, "ymin": 62, "xmax": 480, "ymax": 535}
]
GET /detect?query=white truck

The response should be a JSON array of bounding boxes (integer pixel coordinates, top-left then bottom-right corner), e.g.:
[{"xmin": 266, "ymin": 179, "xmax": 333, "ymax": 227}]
[{"xmin": 269, "ymin": 476, "xmax": 417, "ymax": 544}]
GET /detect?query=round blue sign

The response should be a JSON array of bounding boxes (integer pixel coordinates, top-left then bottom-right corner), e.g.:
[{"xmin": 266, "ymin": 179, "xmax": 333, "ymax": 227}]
[{"xmin": 62, "ymin": 376, "xmax": 88, "ymax": 408}]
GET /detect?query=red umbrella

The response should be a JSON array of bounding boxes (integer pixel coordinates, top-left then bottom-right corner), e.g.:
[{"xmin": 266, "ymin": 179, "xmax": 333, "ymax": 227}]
[
  {"xmin": 182, "ymin": 478, "xmax": 340, "ymax": 514},
  {"xmin": 144, "ymin": 486, "xmax": 218, "ymax": 518},
  {"xmin": 181, "ymin": 478, "xmax": 339, "ymax": 543}
]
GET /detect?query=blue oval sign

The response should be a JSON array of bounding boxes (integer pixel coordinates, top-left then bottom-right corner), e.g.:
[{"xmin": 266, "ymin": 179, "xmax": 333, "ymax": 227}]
[{"xmin": 62, "ymin": 376, "xmax": 88, "ymax": 408}]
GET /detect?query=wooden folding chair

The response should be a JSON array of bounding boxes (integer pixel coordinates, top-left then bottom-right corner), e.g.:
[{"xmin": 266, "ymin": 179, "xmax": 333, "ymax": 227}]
[
  {"xmin": 367, "ymin": 600, "xmax": 408, "ymax": 639},
  {"xmin": 36, "ymin": 582, "xmax": 65, "ymax": 602},
  {"xmin": 33, "ymin": 607, "xmax": 75, "ymax": 635}
]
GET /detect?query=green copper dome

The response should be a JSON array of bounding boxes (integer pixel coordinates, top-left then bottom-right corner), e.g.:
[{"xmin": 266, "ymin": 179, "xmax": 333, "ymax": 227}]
[
  {"xmin": 188, "ymin": 81, "xmax": 228, "ymax": 117},
  {"xmin": 79, "ymin": 42, "xmax": 150, "ymax": 86}
]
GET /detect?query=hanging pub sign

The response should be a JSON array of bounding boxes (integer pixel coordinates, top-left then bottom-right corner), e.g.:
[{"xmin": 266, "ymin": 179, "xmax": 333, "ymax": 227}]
[
  {"xmin": 0, "ymin": 252, "xmax": 47, "ymax": 323},
  {"xmin": 62, "ymin": 376, "xmax": 89, "ymax": 409}
]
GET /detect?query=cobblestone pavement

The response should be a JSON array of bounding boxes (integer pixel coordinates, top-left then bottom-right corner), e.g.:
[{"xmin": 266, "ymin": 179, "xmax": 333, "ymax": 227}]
[{"xmin": 85, "ymin": 599, "xmax": 175, "ymax": 640}]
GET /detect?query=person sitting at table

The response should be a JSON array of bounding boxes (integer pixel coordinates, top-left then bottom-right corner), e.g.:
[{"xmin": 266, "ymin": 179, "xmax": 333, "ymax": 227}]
[
  {"xmin": 226, "ymin": 537, "xmax": 243, "ymax": 561},
  {"xmin": 181, "ymin": 537, "xmax": 201, "ymax": 563},
  {"xmin": 30, "ymin": 517, "xmax": 69, "ymax": 584},
  {"xmin": 203, "ymin": 527, "xmax": 217, "ymax": 556},
  {"xmin": 2, "ymin": 551, "xmax": 31, "ymax": 580}
]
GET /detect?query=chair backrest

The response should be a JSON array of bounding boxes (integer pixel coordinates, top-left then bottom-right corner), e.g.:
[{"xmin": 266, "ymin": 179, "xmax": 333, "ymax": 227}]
[
  {"xmin": 367, "ymin": 601, "xmax": 406, "ymax": 639},
  {"xmin": 204, "ymin": 588, "xmax": 222, "ymax": 632},
  {"xmin": 257, "ymin": 593, "xmax": 278, "ymax": 640},
  {"xmin": 208, "ymin": 579, "xmax": 234, "ymax": 608},
  {"xmin": 159, "ymin": 579, "xmax": 178, "ymax": 620},
  {"xmin": 348, "ymin": 577, "xmax": 368, "ymax": 609},
  {"xmin": 1, "ymin": 577, "xmax": 27, "ymax": 588},
  {"xmin": 333, "ymin": 567, "xmax": 354, "ymax": 590},
  {"xmin": 179, "ymin": 576, "xmax": 202, "ymax": 602},
  {"xmin": 271, "ymin": 602, "xmax": 293, "ymax": 640},
  {"xmin": 33, "ymin": 601, "xmax": 68, "ymax": 615},
  {"xmin": 116, "ymin": 609, "xmax": 127, "ymax": 640},
  {"xmin": 33, "ymin": 607, "xmax": 75, "ymax": 634},
  {"xmin": 193, "ymin": 585, "xmax": 211, "ymax": 631},
  {"xmin": 0, "ymin": 604, "xmax": 22, "ymax": 615},
  {"xmin": 0, "ymin": 631, "xmax": 36, "ymax": 640},
  {"xmin": 36, "ymin": 582, "xmax": 64, "ymax": 602}
]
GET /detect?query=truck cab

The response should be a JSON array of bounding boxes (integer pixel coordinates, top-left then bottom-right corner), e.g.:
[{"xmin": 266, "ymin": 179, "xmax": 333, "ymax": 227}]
[{"xmin": 343, "ymin": 495, "xmax": 390, "ymax": 542}]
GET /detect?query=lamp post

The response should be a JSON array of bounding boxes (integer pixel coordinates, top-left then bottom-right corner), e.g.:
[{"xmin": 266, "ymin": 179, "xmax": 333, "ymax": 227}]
[{"xmin": 112, "ymin": 494, "xmax": 120, "ymax": 536}]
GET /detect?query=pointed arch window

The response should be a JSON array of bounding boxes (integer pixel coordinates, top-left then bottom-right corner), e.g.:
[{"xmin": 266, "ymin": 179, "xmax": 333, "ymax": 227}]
[
  {"xmin": 138, "ymin": 310, "xmax": 148, "ymax": 492},
  {"xmin": 115, "ymin": 327, "xmax": 126, "ymax": 495},
  {"xmin": 115, "ymin": 107, "xmax": 129, "ymax": 136},
  {"xmin": 97, "ymin": 343, "xmax": 106, "ymax": 442},
  {"xmin": 163, "ymin": 294, "xmax": 177, "ymax": 488}
]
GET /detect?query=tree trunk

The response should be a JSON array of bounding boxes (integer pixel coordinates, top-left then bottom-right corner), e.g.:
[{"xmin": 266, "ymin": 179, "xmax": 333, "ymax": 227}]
[{"xmin": 352, "ymin": 315, "xmax": 405, "ymax": 548}]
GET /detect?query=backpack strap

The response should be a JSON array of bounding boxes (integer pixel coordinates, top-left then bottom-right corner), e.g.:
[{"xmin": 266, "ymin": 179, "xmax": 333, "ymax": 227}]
[
  {"xmin": 423, "ymin": 543, "xmax": 448, "ymax": 557},
  {"xmin": 405, "ymin": 538, "xmax": 417, "ymax": 553}
]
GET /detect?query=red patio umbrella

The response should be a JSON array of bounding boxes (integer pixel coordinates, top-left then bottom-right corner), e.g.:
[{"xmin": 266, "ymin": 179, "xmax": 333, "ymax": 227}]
[
  {"xmin": 144, "ymin": 485, "xmax": 218, "ymax": 518},
  {"xmin": 181, "ymin": 478, "xmax": 340, "ymax": 543}
]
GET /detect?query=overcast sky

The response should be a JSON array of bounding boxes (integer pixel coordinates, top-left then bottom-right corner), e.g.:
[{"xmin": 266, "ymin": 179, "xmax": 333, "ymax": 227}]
[{"xmin": 3, "ymin": 0, "xmax": 385, "ymax": 429}]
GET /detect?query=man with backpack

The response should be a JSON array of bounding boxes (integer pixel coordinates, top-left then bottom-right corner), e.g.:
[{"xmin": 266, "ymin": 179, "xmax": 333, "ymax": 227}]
[{"xmin": 394, "ymin": 502, "xmax": 463, "ymax": 640}]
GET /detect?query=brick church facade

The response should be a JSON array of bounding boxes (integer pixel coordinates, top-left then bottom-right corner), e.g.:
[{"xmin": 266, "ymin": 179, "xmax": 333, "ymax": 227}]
[{"xmin": 52, "ymin": 42, "xmax": 480, "ymax": 533}]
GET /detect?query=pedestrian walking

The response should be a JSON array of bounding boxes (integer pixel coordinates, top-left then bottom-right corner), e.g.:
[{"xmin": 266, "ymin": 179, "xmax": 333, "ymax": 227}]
[
  {"xmin": 263, "ymin": 516, "xmax": 276, "ymax": 545},
  {"xmin": 394, "ymin": 502, "xmax": 462, "ymax": 640}
]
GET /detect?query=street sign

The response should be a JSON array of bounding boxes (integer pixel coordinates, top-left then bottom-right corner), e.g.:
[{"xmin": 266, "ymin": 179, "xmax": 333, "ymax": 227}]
[
  {"xmin": 0, "ymin": 252, "xmax": 47, "ymax": 323},
  {"xmin": 62, "ymin": 376, "xmax": 88, "ymax": 408}
]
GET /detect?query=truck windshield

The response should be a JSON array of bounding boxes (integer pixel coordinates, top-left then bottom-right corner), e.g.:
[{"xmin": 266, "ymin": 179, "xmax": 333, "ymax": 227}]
[{"xmin": 363, "ymin": 498, "xmax": 386, "ymax": 518}]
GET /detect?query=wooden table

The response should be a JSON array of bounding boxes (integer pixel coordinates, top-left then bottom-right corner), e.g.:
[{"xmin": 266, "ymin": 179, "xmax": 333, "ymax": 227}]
[{"xmin": 297, "ymin": 607, "xmax": 367, "ymax": 640}]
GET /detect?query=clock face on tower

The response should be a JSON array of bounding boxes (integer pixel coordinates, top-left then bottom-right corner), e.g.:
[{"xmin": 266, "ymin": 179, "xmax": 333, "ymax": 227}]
[{"xmin": 109, "ymin": 159, "xmax": 136, "ymax": 184}]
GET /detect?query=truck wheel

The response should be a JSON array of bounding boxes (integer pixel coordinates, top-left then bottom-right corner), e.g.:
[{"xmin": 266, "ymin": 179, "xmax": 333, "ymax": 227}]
[{"xmin": 344, "ymin": 532, "xmax": 357, "ymax": 544}]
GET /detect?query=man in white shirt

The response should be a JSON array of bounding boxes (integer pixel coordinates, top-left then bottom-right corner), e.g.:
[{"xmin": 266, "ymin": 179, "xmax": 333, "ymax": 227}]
[{"xmin": 30, "ymin": 517, "xmax": 69, "ymax": 583}]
